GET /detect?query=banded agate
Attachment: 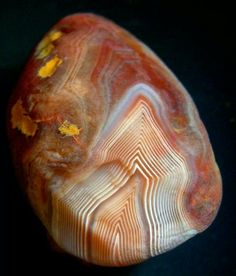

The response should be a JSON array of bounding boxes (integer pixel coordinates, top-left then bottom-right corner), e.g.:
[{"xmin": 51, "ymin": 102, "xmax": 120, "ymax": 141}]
[{"xmin": 7, "ymin": 13, "xmax": 222, "ymax": 266}]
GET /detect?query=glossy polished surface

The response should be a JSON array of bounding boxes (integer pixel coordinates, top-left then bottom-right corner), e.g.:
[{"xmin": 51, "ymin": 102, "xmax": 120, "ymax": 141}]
[{"xmin": 7, "ymin": 13, "xmax": 222, "ymax": 266}]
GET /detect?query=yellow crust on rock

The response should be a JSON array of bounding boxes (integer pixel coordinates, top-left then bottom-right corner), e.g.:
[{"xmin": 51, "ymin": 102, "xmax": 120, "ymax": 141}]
[
  {"xmin": 11, "ymin": 99, "xmax": 38, "ymax": 136},
  {"xmin": 38, "ymin": 56, "xmax": 62, "ymax": 78},
  {"xmin": 58, "ymin": 120, "xmax": 81, "ymax": 136},
  {"xmin": 49, "ymin": 30, "xmax": 63, "ymax": 42},
  {"xmin": 36, "ymin": 30, "xmax": 63, "ymax": 59}
]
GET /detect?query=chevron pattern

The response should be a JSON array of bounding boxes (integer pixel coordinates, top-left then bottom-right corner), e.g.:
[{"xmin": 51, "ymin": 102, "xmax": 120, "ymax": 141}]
[{"xmin": 51, "ymin": 84, "xmax": 197, "ymax": 266}]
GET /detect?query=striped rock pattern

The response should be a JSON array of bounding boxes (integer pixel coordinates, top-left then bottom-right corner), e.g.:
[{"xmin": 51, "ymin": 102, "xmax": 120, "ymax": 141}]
[{"xmin": 7, "ymin": 14, "xmax": 222, "ymax": 266}]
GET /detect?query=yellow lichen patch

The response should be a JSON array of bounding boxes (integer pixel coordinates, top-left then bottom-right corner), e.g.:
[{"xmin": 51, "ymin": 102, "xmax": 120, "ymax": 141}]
[
  {"xmin": 36, "ymin": 30, "xmax": 63, "ymax": 59},
  {"xmin": 49, "ymin": 30, "xmax": 63, "ymax": 41},
  {"xmin": 58, "ymin": 120, "xmax": 81, "ymax": 136},
  {"xmin": 38, "ymin": 56, "xmax": 62, "ymax": 78},
  {"xmin": 11, "ymin": 99, "xmax": 38, "ymax": 136},
  {"xmin": 37, "ymin": 42, "xmax": 55, "ymax": 59}
]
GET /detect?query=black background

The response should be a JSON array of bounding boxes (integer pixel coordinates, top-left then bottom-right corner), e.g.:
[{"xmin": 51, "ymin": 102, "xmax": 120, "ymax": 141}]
[{"xmin": 1, "ymin": 1, "xmax": 235, "ymax": 275}]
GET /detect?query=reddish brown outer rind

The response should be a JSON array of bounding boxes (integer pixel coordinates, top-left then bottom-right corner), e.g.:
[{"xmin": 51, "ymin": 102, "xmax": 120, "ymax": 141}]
[
  {"xmin": 7, "ymin": 14, "xmax": 222, "ymax": 248},
  {"xmin": 184, "ymin": 150, "xmax": 222, "ymax": 232}
]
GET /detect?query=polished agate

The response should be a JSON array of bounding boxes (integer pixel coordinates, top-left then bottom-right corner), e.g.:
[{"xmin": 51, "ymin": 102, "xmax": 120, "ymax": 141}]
[{"xmin": 7, "ymin": 14, "xmax": 222, "ymax": 266}]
